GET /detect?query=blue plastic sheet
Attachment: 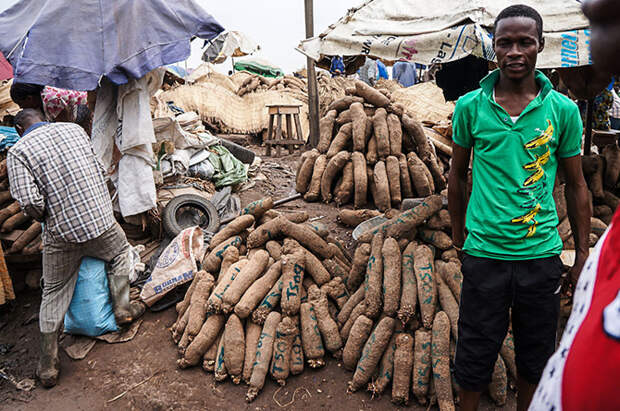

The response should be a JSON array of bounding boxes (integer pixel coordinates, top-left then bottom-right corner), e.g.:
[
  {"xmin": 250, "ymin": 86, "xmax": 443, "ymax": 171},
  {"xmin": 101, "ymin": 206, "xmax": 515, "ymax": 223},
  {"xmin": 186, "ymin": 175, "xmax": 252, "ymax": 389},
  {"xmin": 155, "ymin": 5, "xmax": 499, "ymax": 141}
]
[
  {"xmin": 0, "ymin": 126, "xmax": 19, "ymax": 151},
  {"xmin": 64, "ymin": 257, "xmax": 118, "ymax": 337},
  {"xmin": 0, "ymin": 0, "xmax": 224, "ymax": 90}
]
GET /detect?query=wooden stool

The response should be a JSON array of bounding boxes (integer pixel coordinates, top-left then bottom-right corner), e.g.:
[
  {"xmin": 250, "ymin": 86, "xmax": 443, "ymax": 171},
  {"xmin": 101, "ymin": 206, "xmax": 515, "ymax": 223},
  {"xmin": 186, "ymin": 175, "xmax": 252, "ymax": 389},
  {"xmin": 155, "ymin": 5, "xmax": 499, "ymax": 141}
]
[{"xmin": 265, "ymin": 104, "xmax": 305, "ymax": 156}]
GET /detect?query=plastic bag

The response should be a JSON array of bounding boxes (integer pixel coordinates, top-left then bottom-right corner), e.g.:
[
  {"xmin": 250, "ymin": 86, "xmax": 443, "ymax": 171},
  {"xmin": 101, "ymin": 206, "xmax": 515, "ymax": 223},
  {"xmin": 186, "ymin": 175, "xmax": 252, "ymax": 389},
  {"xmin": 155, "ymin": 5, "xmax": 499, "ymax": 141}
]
[
  {"xmin": 207, "ymin": 144, "xmax": 248, "ymax": 188},
  {"xmin": 139, "ymin": 226, "xmax": 204, "ymax": 306},
  {"xmin": 64, "ymin": 257, "xmax": 118, "ymax": 337}
]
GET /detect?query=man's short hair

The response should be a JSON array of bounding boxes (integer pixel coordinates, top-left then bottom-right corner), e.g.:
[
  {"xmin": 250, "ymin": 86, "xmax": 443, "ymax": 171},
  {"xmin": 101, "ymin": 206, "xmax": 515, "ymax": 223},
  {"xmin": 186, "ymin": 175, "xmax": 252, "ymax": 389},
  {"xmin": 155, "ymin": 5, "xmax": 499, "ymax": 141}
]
[
  {"xmin": 10, "ymin": 82, "xmax": 44, "ymax": 103},
  {"xmin": 14, "ymin": 109, "xmax": 45, "ymax": 130},
  {"xmin": 494, "ymin": 4, "xmax": 544, "ymax": 41}
]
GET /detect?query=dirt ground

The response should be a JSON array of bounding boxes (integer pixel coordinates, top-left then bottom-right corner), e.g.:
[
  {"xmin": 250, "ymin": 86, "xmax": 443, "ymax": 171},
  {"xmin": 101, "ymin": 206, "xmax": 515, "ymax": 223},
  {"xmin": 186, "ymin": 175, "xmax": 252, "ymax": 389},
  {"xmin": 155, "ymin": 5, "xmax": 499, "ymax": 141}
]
[{"xmin": 0, "ymin": 148, "xmax": 515, "ymax": 410}]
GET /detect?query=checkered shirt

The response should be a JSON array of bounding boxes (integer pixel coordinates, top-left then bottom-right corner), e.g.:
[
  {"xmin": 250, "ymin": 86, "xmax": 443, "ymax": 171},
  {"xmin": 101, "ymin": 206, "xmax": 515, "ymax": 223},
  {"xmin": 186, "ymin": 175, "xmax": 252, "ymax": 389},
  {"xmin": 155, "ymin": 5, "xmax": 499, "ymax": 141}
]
[{"xmin": 7, "ymin": 122, "xmax": 115, "ymax": 244}]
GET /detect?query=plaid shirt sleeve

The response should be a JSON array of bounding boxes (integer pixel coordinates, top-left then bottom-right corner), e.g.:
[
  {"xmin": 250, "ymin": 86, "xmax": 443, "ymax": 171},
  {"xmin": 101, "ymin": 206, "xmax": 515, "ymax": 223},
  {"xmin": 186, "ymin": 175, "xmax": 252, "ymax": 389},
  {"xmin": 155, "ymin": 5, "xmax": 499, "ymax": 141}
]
[{"xmin": 7, "ymin": 151, "xmax": 45, "ymax": 221}]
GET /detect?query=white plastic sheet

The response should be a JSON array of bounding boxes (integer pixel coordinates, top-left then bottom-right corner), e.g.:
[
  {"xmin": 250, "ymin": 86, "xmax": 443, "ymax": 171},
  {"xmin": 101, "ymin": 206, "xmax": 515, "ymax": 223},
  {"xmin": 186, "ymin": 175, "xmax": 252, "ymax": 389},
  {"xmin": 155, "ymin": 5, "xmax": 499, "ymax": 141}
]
[{"xmin": 298, "ymin": 0, "xmax": 591, "ymax": 69}]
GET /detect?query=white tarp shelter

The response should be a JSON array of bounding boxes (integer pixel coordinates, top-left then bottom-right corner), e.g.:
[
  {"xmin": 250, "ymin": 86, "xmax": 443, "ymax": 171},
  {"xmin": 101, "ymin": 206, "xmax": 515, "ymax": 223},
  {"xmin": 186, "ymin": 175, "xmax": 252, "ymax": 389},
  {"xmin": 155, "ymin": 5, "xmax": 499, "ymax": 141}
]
[{"xmin": 298, "ymin": 0, "xmax": 591, "ymax": 69}]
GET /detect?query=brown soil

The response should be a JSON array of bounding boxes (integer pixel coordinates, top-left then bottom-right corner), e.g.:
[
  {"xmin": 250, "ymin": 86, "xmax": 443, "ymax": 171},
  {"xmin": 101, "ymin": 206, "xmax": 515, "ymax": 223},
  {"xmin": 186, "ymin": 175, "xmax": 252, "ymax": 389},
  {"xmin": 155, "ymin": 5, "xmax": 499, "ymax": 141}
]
[{"xmin": 0, "ymin": 147, "xmax": 515, "ymax": 410}]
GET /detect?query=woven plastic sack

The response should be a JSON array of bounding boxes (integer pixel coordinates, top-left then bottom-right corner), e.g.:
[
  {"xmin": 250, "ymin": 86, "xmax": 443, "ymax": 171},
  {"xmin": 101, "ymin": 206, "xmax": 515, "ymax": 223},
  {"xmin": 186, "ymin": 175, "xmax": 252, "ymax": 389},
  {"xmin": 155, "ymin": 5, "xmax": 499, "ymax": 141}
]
[
  {"xmin": 140, "ymin": 226, "xmax": 204, "ymax": 306},
  {"xmin": 64, "ymin": 257, "xmax": 118, "ymax": 337}
]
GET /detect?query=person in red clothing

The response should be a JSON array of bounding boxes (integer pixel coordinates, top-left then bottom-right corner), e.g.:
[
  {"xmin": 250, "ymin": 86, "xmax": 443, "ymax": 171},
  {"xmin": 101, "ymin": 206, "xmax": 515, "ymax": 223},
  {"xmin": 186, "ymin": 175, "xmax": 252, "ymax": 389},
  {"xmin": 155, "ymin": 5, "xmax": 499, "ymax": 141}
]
[{"xmin": 530, "ymin": 3, "xmax": 620, "ymax": 408}]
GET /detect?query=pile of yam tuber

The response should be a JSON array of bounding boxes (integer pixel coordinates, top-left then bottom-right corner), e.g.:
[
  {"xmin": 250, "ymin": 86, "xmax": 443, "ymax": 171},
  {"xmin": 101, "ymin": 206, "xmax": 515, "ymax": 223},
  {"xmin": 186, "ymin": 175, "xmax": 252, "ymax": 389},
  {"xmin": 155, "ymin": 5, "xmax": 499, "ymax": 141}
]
[
  {"xmin": 295, "ymin": 80, "xmax": 448, "ymax": 211},
  {"xmin": 0, "ymin": 158, "xmax": 42, "ymax": 255},
  {"xmin": 171, "ymin": 197, "xmax": 357, "ymax": 402},
  {"xmin": 237, "ymin": 74, "xmax": 307, "ymax": 97},
  {"xmin": 335, "ymin": 195, "xmax": 512, "ymax": 408}
]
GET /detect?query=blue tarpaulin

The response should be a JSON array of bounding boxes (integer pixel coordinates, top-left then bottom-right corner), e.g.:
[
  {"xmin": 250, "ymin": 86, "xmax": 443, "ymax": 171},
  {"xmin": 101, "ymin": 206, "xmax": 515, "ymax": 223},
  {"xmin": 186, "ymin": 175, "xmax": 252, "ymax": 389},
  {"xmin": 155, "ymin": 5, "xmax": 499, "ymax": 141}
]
[{"xmin": 0, "ymin": 0, "xmax": 224, "ymax": 91}]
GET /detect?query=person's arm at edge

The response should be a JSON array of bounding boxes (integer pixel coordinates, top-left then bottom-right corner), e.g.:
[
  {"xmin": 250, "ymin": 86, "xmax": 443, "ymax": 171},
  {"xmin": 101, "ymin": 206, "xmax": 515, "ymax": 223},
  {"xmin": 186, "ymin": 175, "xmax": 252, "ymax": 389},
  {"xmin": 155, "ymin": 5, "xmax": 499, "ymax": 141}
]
[
  {"xmin": 7, "ymin": 152, "xmax": 45, "ymax": 221},
  {"xmin": 448, "ymin": 143, "xmax": 471, "ymax": 251},
  {"xmin": 561, "ymin": 154, "xmax": 591, "ymax": 285}
]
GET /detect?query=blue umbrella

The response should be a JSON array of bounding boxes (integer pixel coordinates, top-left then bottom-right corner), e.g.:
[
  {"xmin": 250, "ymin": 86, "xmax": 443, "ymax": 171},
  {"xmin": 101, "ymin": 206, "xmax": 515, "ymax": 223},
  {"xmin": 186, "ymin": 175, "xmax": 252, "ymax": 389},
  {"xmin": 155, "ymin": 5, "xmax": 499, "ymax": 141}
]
[{"xmin": 0, "ymin": 0, "xmax": 224, "ymax": 91}]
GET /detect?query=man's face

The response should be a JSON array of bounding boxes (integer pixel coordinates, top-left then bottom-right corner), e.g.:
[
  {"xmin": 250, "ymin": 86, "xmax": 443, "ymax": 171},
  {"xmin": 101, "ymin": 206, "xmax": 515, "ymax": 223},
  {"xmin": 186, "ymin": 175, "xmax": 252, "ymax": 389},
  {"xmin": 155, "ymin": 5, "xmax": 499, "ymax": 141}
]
[{"xmin": 493, "ymin": 17, "xmax": 544, "ymax": 81}]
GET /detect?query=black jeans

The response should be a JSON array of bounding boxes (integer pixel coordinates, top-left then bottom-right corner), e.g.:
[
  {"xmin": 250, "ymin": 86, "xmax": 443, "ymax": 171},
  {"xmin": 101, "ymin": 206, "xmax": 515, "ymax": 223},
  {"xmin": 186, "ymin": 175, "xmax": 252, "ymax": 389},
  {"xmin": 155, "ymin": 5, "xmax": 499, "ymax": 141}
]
[{"xmin": 454, "ymin": 254, "xmax": 563, "ymax": 391}]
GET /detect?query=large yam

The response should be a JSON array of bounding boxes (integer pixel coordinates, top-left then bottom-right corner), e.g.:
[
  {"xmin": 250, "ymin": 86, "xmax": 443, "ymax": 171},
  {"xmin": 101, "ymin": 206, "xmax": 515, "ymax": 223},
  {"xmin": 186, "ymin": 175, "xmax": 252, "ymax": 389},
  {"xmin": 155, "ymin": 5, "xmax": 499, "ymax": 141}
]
[
  {"xmin": 203, "ymin": 235, "xmax": 245, "ymax": 273},
  {"xmin": 373, "ymin": 161, "xmax": 391, "ymax": 211},
  {"xmin": 246, "ymin": 312, "xmax": 281, "ymax": 402},
  {"xmin": 436, "ymin": 260, "xmax": 463, "ymax": 301},
  {"xmin": 317, "ymin": 112, "xmax": 337, "ymax": 153},
  {"xmin": 352, "ymin": 151, "xmax": 368, "ymax": 208},
  {"xmin": 407, "ymin": 152, "xmax": 433, "ymax": 197},
  {"xmin": 431, "ymin": 311, "xmax": 454, "ymax": 411},
  {"xmin": 354, "ymin": 80, "xmax": 390, "ymax": 107},
  {"xmin": 221, "ymin": 250, "xmax": 270, "ymax": 313},
  {"xmin": 373, "ymin": 108, "xmax": 390, "ymax": 159},
  {"xmin": 9, "ymin": 221, "xmax": 41, "ymax": 253},
  {"xmin": 413, "ymin": 329, "xmax": 432, "ymax": 404},
  {"xmin": 281, "ymin": 250, "xmax": 306, "ymax": 316},
  {"xmin": 223, "ymin": 314, "xmax": 245, "ymax": 384},
  {"xmin": 350, "ymin": 102, "xmax": 367, "ymax": 151},
  {"xmin": 366, "ymin": 134, "xmax": 378, "ymax": 164},
  {"xmin": 357, "ymin": 194, "xmax": 443, "ymax": 242},
  {"xmin": 208, "ymin": 259, "xmax": 247, "ymax": 313},
  {"xmin": 290, "ymin": 321, "xmax": 304, "ymax": 375},
  {"xmin": 327, "ymin": 95, "xmax": 364, "ymax": 112},
  {"xmin": 247, "ymin": 216, "xmax": 285, "ymax": 249},
  {"xmin": 280, "ymin": 219, "xmax": 333, "ymax": 259},
  {"xmin": 210, "ymin": 215, "xmax": 255, "ymax": 250},
  {"xmin": 270, "ymin": 316, "xmax": 296, "ymax": 385},
  {"xmin": 337, "ymin": 286, "xmax": 365, "ymax": 326},
  {"xmin": 309, "ymin": 286, "xmax": 342, "ymax": 354},
  {"xmin": 590, "ymin": 155, "xmax": 605, "ymax": 199},
  {"xmin": 603, "ymin": 144, "xmax": 620, "ymax": 189},
  {"xmin": 346, "ymin": 243, "xmax": 371, "ymax": 292},
  {"xmin": 386, "ymin": 156, "xmax": 402, "ymax": 207},
  {"xmin": 0, "ymin": 202, "xmax": 20, "ymax": 226},
  {"xmin": 1, "ymin": 212, "xmax": 30, "ymax": 232},
  {"xmin": 334, "ymin": 161, "xmax": 354, "ymax": 206},
  {"xmin": 368, "ymin": 333, "xmax": 397, "ymax": 396},
  {"xmin": 326, "ymin": 123, "xmax": 352, "ymax": 158},
  {"xmin": 296, "ymin": 149, "xmax": 320, "ymax": 193},
  {"xmin": 242, "ymin": 321, "xmax": 262, "ymax": 383},
  {"xmin": 402, "ymin": 113, "xmax": 432, "ymax": 161},
  {"xmin": 387, "ymin": 113, "xmax": 403, "ymax": 155},
  {"xmin": 241, "ymin": 197, "xmax": 273, "ymax": 219},
  {"xmin": 235, "ymin": 261, "xmax": 282, "ymax": 319},
  {"xmin": 398, "ymin": 242, "xmax": 418, "ymax": 325},
  {"xmin": 304, "ymin": 155, "xmax": 327, "ymax": 202},
  {"xmin": 364, "ymin": 233, "xmax": 384, "ymax": 319},
  {"xmin": 437, "ymin": 276, "xmax": 459, "ymax": 339},
  {"xmin": 382, "ymin": 237, "xmax": 402, "ymax": 317},
  {"xmin": 348, "ymin": 316, "xmax": 395, "ymax": 392},
  {"xmin": 342, "ymin": 315, "xmax": 374, "ymax": 371},
  {"xmin": 415, "ymin": 245, "xmax": 437, "ymax": 329},
  {"xmin": 321, "ymin": 151, "xmax": 351, "ymax": 203},
  {"xmin": 489, "ymin": 355, "xmax": 508, "ymax": 407},
  {"xmin": 178, "ymin": 314, "xmax": 225, "ymax": 368},
  {"xmin": 338, "ymin": 208, "xmax": 381, "ymax": 228},
  {"xmin": 186, "ymin": 274, "xmax": 216, "ymax": 341},
  {"xmin": 391, "ymin": 333, "xmax": 414, "ymax": 405},
  {"xmin": 299, "ymin": 302, "xmax": 325, "ymax": 368},
  {"xmin": 424, "ymin": 153, "xmax": 447, "ymax": 191},
  {"xmin": 419, "ymin": 228, "xmax": 453, "ymax": 250},
  {"xmin": 252, "ymin": 278, "xmax": 283, "ymax": 324}
]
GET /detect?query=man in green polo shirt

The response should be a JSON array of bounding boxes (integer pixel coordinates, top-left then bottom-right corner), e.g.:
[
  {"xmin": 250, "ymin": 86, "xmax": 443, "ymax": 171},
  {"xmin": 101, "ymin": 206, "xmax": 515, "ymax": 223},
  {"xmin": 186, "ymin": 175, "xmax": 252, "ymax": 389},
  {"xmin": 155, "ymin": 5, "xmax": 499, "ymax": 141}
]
[{"xmin": 448, "ymin": 5, "xmax": 591, "ymax": 411}]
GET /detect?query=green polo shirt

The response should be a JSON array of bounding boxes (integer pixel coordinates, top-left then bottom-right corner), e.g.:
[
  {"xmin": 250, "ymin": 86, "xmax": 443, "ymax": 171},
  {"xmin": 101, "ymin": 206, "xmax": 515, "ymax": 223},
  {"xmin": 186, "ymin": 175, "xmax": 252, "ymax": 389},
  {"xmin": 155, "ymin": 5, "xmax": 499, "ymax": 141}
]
[{"xmin": 452, "ymin": 70, "xmax": 582, "ymax": 260}]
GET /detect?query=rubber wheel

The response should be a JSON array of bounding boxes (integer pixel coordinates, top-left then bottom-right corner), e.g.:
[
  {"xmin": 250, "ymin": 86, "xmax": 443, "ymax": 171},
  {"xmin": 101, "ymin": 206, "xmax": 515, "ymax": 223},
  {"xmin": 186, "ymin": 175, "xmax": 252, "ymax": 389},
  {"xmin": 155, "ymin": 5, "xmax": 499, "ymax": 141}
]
[
  {"xmin": 162, "ymin": 194, "xmax": 220, "ymax": 237},
  {"xmin": 220, "ymin": 139, "xmax": 256, "ymax": 164}
]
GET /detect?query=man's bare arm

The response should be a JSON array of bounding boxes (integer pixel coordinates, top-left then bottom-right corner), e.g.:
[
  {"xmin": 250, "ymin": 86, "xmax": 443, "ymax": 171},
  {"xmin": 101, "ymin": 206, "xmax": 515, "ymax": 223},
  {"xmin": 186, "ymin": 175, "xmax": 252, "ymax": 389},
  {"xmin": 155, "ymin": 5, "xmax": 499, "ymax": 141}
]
[
  {"xmin": 561, "ymin": 155, "xmax": 591, "ymax": 285},
  {"xmin": 448, "ymin": 143, "xmax": 472, "ymax": 249}
]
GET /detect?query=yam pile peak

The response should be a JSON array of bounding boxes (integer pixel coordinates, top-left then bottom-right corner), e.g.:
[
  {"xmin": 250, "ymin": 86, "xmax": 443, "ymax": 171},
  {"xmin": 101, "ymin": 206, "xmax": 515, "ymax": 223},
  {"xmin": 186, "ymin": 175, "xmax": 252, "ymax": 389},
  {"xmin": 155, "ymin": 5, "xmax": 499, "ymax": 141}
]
[{"xmin": 296, "ymin": 80, "xmax": 447, "ymax": 211}]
